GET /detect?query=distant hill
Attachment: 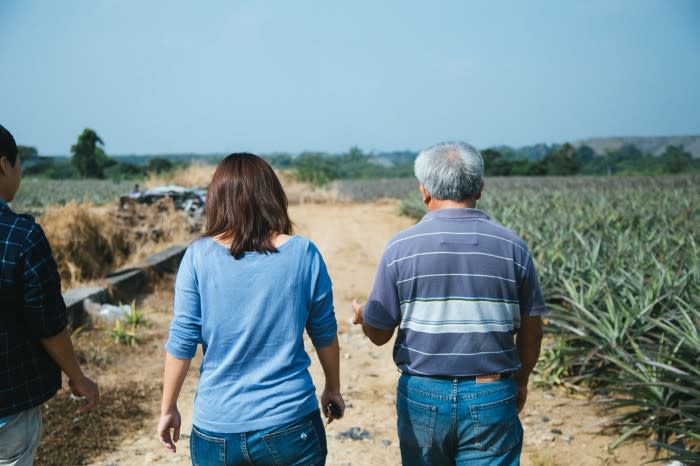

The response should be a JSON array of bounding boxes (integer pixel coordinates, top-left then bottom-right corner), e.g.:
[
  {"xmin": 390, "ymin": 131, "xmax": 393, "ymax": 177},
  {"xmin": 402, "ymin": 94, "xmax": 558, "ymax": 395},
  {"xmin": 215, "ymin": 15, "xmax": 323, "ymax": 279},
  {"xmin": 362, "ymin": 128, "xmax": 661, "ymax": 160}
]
[{"xmin": 572, "ymin": 135, "xmax": 700, "ymax": 158}]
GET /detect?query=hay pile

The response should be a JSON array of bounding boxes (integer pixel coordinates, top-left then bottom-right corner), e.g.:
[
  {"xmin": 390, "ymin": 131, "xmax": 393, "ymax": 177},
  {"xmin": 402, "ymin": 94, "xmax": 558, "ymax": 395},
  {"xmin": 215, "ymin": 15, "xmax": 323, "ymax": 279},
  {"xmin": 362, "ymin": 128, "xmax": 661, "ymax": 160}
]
[
  {"xmin": 145, "ymin": 162, "xmax": 337, "ymax": 205},
  {"xmin": 40, "ymin": 199, "xmax": 197, "ymax": 289},
  {"xmin": 145, "ymin": 162, "xmax": 215, "ymax": 188}
]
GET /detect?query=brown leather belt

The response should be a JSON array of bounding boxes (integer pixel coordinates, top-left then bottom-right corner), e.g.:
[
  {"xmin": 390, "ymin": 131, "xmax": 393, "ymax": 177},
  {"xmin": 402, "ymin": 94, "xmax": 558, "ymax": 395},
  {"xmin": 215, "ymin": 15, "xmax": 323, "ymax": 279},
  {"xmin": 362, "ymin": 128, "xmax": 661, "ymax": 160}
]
[
  {"xmin": 475, "ymin": 373, "xmax": 502, "ymax": 383},
  {"xmin": 402, "ymin": 372, "xmax": 511, "ymax": 383}
]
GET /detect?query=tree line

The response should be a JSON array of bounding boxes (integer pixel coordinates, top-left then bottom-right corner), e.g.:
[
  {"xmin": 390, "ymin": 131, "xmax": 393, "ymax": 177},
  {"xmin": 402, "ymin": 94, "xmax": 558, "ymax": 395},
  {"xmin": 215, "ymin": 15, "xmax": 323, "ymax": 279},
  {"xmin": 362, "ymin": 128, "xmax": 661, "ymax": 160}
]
[
  {"xmin": 21, "ymin": 129, "xmax": 178, "ymax": 180},
  {"xmin": 19, "ymin": 129, "xmax": 699, "ymax": 184}
]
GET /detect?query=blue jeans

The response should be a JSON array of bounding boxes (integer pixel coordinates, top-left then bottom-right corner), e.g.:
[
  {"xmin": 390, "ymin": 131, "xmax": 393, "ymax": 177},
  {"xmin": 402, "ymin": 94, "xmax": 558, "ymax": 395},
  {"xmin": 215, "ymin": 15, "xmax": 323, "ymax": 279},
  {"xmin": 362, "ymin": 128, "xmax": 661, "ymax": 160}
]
[
  {"xmin": 190, "ymin": 409, "xmax": 327, "ymax": 466},
  {"xmin": 0, "ymin": 407, "xmax": 42, "ymax": 466},
  {"xmin": 397, "ymin": 374, "xmax": 522, "ymax": 466}
]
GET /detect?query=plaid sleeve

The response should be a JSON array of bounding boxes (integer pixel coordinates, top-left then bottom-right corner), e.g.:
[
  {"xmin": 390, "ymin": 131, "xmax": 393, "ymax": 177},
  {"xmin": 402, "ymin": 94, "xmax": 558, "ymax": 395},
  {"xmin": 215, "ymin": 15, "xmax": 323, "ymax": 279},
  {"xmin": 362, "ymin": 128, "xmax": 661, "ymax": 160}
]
[{"xmin": 22, "ymin": 223, "xmax": 68, "ymax": 338}]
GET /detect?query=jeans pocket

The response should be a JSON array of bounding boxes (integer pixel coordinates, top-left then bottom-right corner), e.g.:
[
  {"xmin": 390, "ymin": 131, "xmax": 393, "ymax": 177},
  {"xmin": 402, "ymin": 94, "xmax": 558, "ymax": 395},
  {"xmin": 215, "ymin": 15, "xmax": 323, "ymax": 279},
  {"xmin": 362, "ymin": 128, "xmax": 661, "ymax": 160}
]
[
  {"xmin": 470, "ymin": 394, "xmax": 521, "ymax": 454},
  {"xmin": 396, "ymin": 390, "xmax": 437, "ymax": 449},
  {"xmin": 190, "ymin": 426, "xmax": 226, "ymax": 466},
  {"xmin": 261, "ymin": 417, "xmax": 326, "ymax": 466}
]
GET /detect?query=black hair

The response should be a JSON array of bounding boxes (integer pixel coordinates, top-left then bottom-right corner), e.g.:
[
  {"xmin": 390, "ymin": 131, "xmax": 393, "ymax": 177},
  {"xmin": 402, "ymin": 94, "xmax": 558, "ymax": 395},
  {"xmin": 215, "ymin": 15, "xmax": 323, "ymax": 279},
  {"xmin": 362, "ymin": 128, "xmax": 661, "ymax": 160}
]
[{"xmin": 0, "ymin": 125, "xmax": 18, "ymax": 166}]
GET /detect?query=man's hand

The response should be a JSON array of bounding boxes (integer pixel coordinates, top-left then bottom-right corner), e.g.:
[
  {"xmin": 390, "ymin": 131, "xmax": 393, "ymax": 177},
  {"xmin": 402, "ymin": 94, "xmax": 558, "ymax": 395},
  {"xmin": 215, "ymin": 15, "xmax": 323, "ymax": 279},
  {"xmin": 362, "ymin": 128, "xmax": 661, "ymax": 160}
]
[
  {"xmin": 351, "ymin": 299, "xmax": 364, "ymax": 325},
  {"xmin": 158, "ymin": 407, "xmax": 182, "ymax": 453},
  {"xmin": 351, "ymin": 298, "xmax": 394, "ymax": 346},
  {"xmin": 69, "ymin": 376, "xmax": 99, "ymax": 412},
  {"xmin": 515, "ymin": 316, "xmax": 543, "ymax": 413}
]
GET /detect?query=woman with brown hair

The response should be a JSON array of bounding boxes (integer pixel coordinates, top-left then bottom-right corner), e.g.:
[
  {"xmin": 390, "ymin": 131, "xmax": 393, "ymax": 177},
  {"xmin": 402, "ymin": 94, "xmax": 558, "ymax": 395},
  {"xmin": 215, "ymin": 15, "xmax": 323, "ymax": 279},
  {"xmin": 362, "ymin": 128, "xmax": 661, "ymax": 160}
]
[{"xmin": 158, "ymin": 153, "xmax": 344, "ymax": 465}]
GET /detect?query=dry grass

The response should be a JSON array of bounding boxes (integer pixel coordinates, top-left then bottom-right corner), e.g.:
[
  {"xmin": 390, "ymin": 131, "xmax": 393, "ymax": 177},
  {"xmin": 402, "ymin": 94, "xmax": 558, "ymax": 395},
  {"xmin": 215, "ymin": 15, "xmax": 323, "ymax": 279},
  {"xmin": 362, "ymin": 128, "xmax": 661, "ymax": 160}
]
[
  {"xmin": 146, "ymin": 163, "xmax": 338, "ymax": 204},
  {"xmin": 39, "ymin": 200, "xmax": 197, "ymax": 289},
  {"xmin": 37, "ymin": 164, "xmax": 340, "ymax": 290},
  {"xmin": 145, "ymin": 162, "xmax": 215, "ymax": 188}
]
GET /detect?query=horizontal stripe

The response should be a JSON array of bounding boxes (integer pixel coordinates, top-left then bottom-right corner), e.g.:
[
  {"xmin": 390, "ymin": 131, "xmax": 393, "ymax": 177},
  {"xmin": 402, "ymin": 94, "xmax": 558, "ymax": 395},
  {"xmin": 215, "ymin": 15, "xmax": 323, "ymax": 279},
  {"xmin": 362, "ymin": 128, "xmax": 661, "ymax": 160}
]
[
  {"xmin": 396, "ymin": 275, "xmax": 520, "ymax": 303},
  {"xmin": 387, "ymin": 231, "xmax": 528, "ymax": 254},
  {"xmin": 395, "ymin": 273, "xmax": 516, "ymax": 285},
  {"xmin": 400, "ymin": 296, "xmax": 519, "ymax": 305},
  {"xmin": 399, "ymin": 299, "xmax": 520, "ymax": 334},
  {"xmin": 386, "ymin": 251, "xmax": 527, "ymax": 271},
  {"xmin": 397, "ymin": 344, "xmax": 517, "ymax": 357}
]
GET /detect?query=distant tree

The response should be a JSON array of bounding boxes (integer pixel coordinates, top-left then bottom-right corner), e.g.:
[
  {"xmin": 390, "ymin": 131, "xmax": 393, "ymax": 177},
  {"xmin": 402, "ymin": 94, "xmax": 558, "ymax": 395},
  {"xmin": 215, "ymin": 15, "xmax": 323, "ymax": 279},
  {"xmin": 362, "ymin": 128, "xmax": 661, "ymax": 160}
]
[
  {"xmin": 147, "ymin": 157, "xmax": 174, "ymax": 174},
  {"xmin": 345, "ymin": 146, "xmax": 366, "ymax": 162},
  {"xmin": 575, "ymin": 145, "xmax": 596, "ymax": 163},
  {"xmin": 71, "ymin": 128, "xmax": 110, "ymax": 178},
  {"xmin": 541, "ymin": 143, "xmax": 581, "ymax": 175},
  {"xmin": 482, "ymin": 149, "xmax": 512, "ymax": 176},
  {"xmin": 17, "ymin": 145, "xmax": 39, "ymax": 159},
  {"xmin": 661, "ymin": 145, "xmax": 692, "ymax": 174},
  {"xmin": 264, "ymin": 153, "xmax": 294, "ymax": 169},
  {"xmin": 294, "ymin": 152, "xmax": 339, "ymax": 185}
]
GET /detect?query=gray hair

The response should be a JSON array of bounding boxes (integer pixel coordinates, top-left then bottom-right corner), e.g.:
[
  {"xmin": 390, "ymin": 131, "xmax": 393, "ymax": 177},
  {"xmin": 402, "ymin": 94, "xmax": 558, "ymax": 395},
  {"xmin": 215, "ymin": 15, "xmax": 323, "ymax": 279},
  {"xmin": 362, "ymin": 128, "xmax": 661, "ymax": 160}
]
[{"xmin": 414, "ymin": 141, "xmax": 484, "ymax": 201}]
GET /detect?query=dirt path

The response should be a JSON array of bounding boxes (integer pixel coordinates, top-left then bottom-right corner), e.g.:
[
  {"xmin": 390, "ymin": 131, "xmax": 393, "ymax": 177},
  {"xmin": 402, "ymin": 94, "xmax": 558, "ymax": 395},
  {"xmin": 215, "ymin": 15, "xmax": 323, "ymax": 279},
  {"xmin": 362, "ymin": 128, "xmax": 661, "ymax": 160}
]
[{"xmin": 80, "ymin": 201, "xmax": 652, "ymax": 465}]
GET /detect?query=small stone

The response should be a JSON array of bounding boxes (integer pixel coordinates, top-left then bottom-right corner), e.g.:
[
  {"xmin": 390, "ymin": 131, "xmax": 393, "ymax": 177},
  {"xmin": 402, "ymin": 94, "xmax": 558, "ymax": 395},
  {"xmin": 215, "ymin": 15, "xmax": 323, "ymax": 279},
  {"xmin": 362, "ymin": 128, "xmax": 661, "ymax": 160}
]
[
  {"xmin": 541, "ymin": 416, "xmax": 550, "ymax": 422},
  {"xmin": 335, "ymin": 427, "xmax": 372, "ymax": 441},
  {"xmin": 543, "ymin": 392, "xmax": 555, "ymax": 400},
  {"xmin": 551, "ymin": 428, "xmax": 563, "ymax": 435},
  {"xmin": 562, "ymin": 435, "xmax": 573, "ymax": 443},
  {"xmin": 344, "ymin": 353, "xmax": 351, "ymax": 359},
  {"xmin": 381, "ymin": 439, "xmax": 392, "ymax": 447},
  {"xmin": 550, "ymin": 419, "xmax": 564, "ymax": 426}
]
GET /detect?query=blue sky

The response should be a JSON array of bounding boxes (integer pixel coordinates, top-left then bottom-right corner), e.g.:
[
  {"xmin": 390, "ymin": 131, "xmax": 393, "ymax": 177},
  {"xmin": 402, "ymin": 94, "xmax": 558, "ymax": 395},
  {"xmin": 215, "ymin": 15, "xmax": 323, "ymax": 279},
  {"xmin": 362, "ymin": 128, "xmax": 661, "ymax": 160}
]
[{"xmin": 1, "ymin": 0, "xmax": 699, "ymax": 155}]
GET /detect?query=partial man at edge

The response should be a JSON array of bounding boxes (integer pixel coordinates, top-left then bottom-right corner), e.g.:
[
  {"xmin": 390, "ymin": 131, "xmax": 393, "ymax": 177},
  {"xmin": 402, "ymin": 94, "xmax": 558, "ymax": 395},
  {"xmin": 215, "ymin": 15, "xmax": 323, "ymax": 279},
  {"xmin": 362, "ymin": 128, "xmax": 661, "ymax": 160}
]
[
  {"xmin": 0, "ymin": 124, "xmax": 99, "ymax": 466},
  {"xmin": 352, "ymin": 141, "xmax": 546, "ymax": 465}
]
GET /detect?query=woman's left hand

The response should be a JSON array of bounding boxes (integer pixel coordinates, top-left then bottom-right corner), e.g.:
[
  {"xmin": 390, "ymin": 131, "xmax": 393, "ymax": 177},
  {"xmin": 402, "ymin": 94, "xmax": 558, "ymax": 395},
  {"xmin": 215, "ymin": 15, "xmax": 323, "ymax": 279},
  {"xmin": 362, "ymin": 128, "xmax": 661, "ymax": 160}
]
[{"xmin": 158, "ymin": 407, "xmax": 182, "ymax": 453}]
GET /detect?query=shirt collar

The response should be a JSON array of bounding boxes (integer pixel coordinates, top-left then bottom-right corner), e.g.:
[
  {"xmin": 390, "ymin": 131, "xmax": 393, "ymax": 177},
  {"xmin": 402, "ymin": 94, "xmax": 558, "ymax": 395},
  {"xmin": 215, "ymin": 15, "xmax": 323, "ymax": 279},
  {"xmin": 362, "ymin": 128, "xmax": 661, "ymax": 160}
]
[
  {"xmin": 0, "ymin": 199, "xmax": 8, "ymax": 210},
  {"xmin": 421, "ymin": 207, "xmax": 490, "ymax": 222}
]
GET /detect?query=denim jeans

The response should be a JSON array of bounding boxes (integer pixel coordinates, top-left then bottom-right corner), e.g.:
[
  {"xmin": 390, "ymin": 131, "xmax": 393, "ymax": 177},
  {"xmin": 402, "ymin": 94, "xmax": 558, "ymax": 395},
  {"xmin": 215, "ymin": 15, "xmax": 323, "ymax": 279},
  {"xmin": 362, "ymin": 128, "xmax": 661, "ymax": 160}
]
[
  {"xmin": 190, "ymin": 409, "xmax": 327, "ymax": 466},
  {"xmin": 397, "ymin": 374, "xmax": 522, "ymax": 466},
  {"xmin": 0, "ymin": 407, "xmax": 42, "ymax": 466}
]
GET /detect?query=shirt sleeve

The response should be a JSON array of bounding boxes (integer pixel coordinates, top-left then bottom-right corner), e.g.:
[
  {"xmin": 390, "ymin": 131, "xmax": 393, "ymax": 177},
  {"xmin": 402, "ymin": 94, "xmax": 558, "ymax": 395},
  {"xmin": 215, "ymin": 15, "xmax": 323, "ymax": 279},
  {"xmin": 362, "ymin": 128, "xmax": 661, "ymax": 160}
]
[
  {"xmin": 22, "ymin": 223, "xmax": 68, "ymax": 338},
  {"xmin": 363, "ymin": 248, "xmax": 401, "ymax": 330},
  {"xmin": 165, "ymin": 246, "xmax": 202, "ymax": 358},
  {"xmin": 305, "ymin": 243, "xmax": 337, "ymax": 348},
  {"xmin": 519, "ymin": 250, "xmax": 548, "ymax": 317}
]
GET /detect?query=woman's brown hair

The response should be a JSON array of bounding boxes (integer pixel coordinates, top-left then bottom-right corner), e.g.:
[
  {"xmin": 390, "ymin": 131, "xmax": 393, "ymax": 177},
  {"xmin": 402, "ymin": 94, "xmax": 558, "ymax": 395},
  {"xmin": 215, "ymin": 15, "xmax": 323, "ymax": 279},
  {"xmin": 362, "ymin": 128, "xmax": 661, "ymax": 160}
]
[{"xmin": 203, "ymin": 153, "xmax": 293, "ymax": 259}]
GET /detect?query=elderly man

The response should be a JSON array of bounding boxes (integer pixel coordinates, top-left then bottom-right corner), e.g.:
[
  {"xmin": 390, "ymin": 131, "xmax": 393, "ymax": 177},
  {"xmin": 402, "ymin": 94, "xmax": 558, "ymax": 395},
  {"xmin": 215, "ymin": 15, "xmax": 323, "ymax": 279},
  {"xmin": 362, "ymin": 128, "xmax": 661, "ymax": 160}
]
[
  {"xmin": 353, "ymin": 141, "xmax": 546, "ymax": 465},
  {"xmin": 0, "ymin": 124, "xmax": 99, "ymax": 465}
]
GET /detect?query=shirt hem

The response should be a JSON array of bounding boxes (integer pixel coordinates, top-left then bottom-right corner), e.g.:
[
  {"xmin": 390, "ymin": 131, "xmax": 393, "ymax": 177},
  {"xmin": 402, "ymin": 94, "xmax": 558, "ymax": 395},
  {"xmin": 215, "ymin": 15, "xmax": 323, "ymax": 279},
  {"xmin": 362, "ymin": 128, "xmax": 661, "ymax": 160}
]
[{"xmin": 192, "ymin": 399, "xmax": 318, "ymax": 433}]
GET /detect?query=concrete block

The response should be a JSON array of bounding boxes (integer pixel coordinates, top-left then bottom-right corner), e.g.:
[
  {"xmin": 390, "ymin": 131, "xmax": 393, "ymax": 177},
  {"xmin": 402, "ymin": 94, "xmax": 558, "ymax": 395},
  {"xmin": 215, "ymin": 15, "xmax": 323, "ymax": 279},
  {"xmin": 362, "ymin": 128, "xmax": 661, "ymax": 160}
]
[
  {"xmin": 63, "ymin": 286, "xmax": 109, "ymax": 327},
  {"xmin": 61, "ymin": 243, "xmax": 188, "ymax": 327}
]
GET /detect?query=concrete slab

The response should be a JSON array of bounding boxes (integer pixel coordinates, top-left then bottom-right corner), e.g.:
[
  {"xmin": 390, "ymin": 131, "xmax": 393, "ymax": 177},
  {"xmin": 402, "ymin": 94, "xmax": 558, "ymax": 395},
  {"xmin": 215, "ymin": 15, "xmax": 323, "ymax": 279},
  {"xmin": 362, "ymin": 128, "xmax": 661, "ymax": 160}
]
[{"xmin": 62, "ymin": 243, "xmax": 188, "ymax": 327}]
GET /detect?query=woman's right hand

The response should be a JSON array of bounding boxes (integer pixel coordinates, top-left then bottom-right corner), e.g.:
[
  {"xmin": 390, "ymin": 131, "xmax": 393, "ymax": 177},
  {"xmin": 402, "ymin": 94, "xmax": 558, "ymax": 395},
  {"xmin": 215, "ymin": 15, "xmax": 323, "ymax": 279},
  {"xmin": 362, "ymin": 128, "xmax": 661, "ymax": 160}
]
[
  {"xmin": 158, "ymin": 407, "xmax": 182, "ymax": 453},
  {"xmin": 321, "ymin": 389, "xmax": 345, "ymax": 424}
]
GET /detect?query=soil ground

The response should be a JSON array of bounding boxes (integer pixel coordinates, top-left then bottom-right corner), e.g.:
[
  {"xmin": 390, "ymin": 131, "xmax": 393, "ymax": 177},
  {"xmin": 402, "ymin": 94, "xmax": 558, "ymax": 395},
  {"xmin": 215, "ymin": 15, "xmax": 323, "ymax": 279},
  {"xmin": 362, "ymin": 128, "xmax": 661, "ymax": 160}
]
[{"xmin": 36, "ymin": 201, "xmax": 655, "ymax": 465}]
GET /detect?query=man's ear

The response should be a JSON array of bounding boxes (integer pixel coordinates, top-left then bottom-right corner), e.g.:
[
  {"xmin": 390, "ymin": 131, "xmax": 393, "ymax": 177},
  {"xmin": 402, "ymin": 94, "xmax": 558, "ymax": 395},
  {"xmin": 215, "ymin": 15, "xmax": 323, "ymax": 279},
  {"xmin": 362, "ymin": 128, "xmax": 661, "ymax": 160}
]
[
  {"xmin": 419, "ymin": 184, "xmax": 431, "ymax": 205},
  {"xmin": 475, "ymin": 181, "xmax": 484, "ymax": 200},
  {"xmin": 0, "ymin": 156, "xmax": 9, "ymax": 176}
]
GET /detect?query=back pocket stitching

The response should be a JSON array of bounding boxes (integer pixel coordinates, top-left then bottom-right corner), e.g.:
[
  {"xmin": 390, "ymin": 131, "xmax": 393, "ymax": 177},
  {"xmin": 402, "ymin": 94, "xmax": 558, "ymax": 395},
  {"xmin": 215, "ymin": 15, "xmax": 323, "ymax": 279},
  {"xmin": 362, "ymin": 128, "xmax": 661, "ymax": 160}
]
[
  {"xmin": 397, "ymin": 390, "xmax": 437, "ymax": 448},
  {"xmin": 469, "ymin": 395, "xmax": 518, "ymax": 453}
]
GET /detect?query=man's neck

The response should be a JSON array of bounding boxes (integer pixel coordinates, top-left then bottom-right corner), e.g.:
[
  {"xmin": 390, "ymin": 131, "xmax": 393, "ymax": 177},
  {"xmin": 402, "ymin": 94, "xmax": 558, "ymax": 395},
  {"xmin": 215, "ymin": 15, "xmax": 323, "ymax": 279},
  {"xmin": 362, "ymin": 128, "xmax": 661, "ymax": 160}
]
[{"xmin": 426, "ymin": 198, "xmax": 476, "ymax": 211}]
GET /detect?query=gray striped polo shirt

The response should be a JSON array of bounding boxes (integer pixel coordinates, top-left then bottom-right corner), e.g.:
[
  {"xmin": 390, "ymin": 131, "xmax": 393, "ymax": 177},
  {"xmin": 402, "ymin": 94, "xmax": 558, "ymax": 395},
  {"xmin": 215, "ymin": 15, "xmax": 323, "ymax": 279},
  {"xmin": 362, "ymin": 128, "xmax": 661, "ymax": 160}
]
[{"xmin": 364, "ymin": 207, "xmax": 547, "ymax": 377}]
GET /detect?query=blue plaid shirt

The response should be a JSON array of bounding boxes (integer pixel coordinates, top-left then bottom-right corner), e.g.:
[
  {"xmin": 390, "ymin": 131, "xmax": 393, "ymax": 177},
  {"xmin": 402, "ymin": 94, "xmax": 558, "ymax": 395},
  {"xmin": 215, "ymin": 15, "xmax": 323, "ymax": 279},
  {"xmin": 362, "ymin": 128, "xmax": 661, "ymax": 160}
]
[{"xmin": 1, "ymin": 200, "xmax": 67, "ymax": 417}]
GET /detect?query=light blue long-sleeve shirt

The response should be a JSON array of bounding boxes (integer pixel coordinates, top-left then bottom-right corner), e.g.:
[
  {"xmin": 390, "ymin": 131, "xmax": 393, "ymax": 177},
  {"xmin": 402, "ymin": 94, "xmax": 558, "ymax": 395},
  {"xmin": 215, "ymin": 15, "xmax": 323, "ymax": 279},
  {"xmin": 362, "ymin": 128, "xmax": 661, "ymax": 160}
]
[{"xmin": 165, "ymin": 235, "xmax": 336, "ymax": 433}]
